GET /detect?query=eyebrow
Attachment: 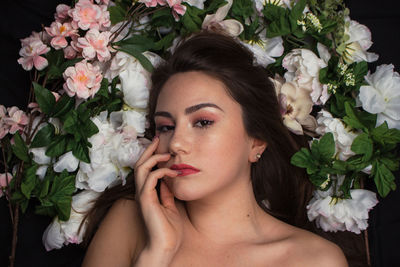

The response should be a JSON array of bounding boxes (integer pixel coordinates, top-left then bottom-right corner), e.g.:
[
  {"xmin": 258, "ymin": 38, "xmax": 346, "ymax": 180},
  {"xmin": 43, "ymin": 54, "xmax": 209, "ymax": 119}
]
[{"xmin": 154, "ymin": 103, "xmax": 223, "ymax": 118}]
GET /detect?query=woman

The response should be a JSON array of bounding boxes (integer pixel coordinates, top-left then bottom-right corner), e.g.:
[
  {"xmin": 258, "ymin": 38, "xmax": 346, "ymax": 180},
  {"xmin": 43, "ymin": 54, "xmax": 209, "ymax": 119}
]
[{"xmin": 82, "ymin": 32, "xmax": 348, "ymax": 266}]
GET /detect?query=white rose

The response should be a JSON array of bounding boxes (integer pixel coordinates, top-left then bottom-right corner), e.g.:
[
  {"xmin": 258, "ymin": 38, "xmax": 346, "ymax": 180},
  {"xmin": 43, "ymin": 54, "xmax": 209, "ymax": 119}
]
[
  {"xmin": 53, "ymin": 151, "xmax": 80, "ymax": 172},
  {"xmin": 282, "ymin": 46, "xmax": 330, "ymax": 105},
  {"xmin": 316, "ymin": 110, "xmax": 358, "ymax": 161},
  {"xmin": 109, "ymin": 51, "xmax": 163, "ymax": 109},
  {"xmin": 342, "ymin": 17, "xmax": 378, "ymax": 64},
  {"xmin": 42, "ymin": 190, "xmax": 100, "ymax": 250},
  {"xmin": 307, "ymin": 187, "xmax": 378, "ymax": 234},
  {"xmin": 359, "ymin": 64, "xmax": 400, "ymax": 129},
  {"xmin": 242, "ymin": 31, "xmax": 284, "ymax": 68}
]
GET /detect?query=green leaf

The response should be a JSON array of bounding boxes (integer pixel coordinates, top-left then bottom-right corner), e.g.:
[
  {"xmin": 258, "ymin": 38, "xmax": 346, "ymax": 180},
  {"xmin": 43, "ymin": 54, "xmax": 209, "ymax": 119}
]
[
  {"xmin": 97, "ymin": 78, "xmax": 109, "ymax": 98},
  {"xmin": 46, "ymin": 135, "xmax": 68, "ymax": 158},
  {"xmin": 33, "ymin": 82, "xmax": 56, "ymax": 116},
  {"xmin": 108, "ymin": 4, "xmax": 126, "ymax": 24},
  {"xmin": 290, "ymin": 148, "xmax": 318, "ymax": 174},
  {"xmin": 351, "ymin": 133, "xmax": 373, "ymax": 161},
  {"xmin": 21, "ymin": 164, "xmax": 38, "ymax": 199},
  {"xmin": 288, "ymin": 0, "xmax": 306, "ymax": 30},
  {"xmin": 30, "ymin": 123, "xmax": 55, "ymax": 148},
  {"xmin": 353, "ymin": 61, "xmax": 368, "ymax": 83},
  {"xmin": 53, "ymin": 94, "xmax": 75, "ymax": 118},
  {"xmin": 380, "ymin": 157, "xmax": 399, "ymax": 171},
  {"xmin": 72, "ymin": 140, "xmax": 90, "ymax": 163},
  {"xmin": 318, "ymin": 133, "xmax": 336, "ymax": 161},
  {"xmin": 343, "ymin": 101, "xmax": 365, "ymax": 130},
  {"xmin": 373, "ymin": 161, "xmax": 396, "ymax": 197},
  {"xmin": 117, "ymin": 46, "xmax": 154, "ymax": 72},
  {"xmin": 153, "ymin": 32, "xmax": 175, "ymax": 51},
  {"xmin": 371, "ymin": 122, "xmax": 400, "ymax": 145},
  {"xmin": 49, "ymin": 171, "xmax": 75, "ymax": 221},
  {"xmin": 39, "ymin": 177, "xmax": 51, "ymax": 199},
  {"xmin": 339, "ymin": 174, "xmax": 354, "ymax": 199},
  {"xmin": 11, "ymin": 132, "xmax": 30, "ymax": 163},
  {"xmin": 115, "ymin": 35, "xmax": 155, "ymax": 52},
  {"xmin": 81, "ymin": 119, "xmax": 99, "ymax": 138},
  {"xmin": 232, "ymin": 0, "xmax": 254, "ymax": 18},
  {"xmin": 309, "ymin": 173, "xmax": 330, "ymax": 188},
  {"xmin": 63, "ymin": 110, "xmax": 79, "ymax": 135},
  {"xmin": 181, "ymin": 8, "xmax": 201, "ymax": 32}
]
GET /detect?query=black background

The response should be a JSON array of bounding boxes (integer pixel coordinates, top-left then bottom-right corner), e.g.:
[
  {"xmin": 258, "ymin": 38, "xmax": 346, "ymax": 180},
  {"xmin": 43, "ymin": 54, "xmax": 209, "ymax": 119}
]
[{"xmin": 0, "ymin": 0, "xmax": 399, "ymax": 266}]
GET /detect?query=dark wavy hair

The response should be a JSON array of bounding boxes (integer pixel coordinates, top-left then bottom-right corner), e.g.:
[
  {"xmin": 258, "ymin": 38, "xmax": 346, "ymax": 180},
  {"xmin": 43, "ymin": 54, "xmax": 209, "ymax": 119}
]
[{"xmin": 81, "ymin": 31, "xmax": 367, "ymax": 266}]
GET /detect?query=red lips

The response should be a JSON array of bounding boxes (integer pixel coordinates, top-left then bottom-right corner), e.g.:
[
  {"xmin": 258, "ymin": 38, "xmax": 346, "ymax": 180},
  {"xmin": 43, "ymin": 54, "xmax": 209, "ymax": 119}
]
[{"xmin": 170, "ymin": 164, "xmax": 200, "ymax": 176}]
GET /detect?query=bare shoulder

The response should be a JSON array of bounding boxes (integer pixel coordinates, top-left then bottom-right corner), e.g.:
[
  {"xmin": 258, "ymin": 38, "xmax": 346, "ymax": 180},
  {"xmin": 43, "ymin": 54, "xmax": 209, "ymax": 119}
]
[
  {"xmin": 285, "ymin": 228, "xmax": 348, "ymax": 267},
  {"xmin": 82, "ymin": 198, "xmax": 146, "ymax": 267}
]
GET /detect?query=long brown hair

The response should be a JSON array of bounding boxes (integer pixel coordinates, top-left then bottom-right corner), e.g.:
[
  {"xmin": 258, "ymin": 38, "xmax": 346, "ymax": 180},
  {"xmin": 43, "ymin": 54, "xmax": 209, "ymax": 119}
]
[{"xmin": 82, "ymin": 31, "xmax": 367, "ymax": 266}]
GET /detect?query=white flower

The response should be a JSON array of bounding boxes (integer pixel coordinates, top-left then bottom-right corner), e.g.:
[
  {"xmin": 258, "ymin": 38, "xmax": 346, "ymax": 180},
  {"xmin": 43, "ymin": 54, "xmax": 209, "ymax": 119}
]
[
  {"xmin": 242, "ymin": 30, "xmax": 284, "ymax": 68},
  {"xmin": 107, "ymin": 51, "xmax": 163, "ymax": 109},
  {"xmin": 53, "ymin": 151, "xmax": 80, "ymax": 173},
  {"xmin": 272, "ymin": 75, "xmax": 316, "ymax": 135},
  {"xmin": 341, "ymin": 17, "xmax": 378, "ymax": 64},
  {"xmin": 75, "ymin": 111, "xmax": 147, "ymax": 192},
  {"xmin": 30, "ymin": 147, "xmax": 51, "ymax": 165},
  {"xmin": 315, "ymin": 110, "xmax": 359, "ymax": 161},
  {"xmin": 282, "ymin": 45, "xmax": 330, "ymax": 105},
  {"xmin": 42, "ymin": 190, "xmax": 100, "ymax": 250},
  {"xmin": 202, "ymin": 0, "xmax": 244, "ymax": 37},
  {"xmin": 359, "ymin": 64, "xmax": 400, "ymax": 129},
  {"xmin": 184, "ymin": 0, "xmax": 206, "ymax": 9},
  {"xmin": 307, "ymin": 187, "xmax": 378, "ymax": 234}
]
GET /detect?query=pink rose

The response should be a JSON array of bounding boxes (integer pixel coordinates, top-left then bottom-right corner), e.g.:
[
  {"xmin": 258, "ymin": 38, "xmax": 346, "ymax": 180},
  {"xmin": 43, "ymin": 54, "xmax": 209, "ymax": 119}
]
[
  {"xmin": 55, "ymin": 4, "xmax": 72, "ymax": 22},
  {"xmin": 0, "ymin": 105, "xmax": 9, "ymax": 139},
  {"xmin": 4, "ymin": 106, "xmax": 29, "ymax": 134},
  {"xmin": 69, "ymin": 0, "xmax": 111, "ymax": 30},
  {"xmin": 63, "ymin": 46, "xmax": 78, "ymax": 59},
  {"xmin": 17, "ymin": 33, "xmax": 50, "ymax": 71},
  {"xmin": 46, "ymin": 22, "xmax": 77, "ymax": 50},
  {"xmin": 63, "ymin": 61, "xmax": 103, "ymax": 99},
  {"xmin": 0, "ymin": 173, "xmax": 13, "ymax": 198},
  {"xmin": 167, "ymin": 0, "xmax": 186, "ymax": 21},
  {"xmin": 76, "ymin": 29, "xmax": 111, "ymax": 62}
]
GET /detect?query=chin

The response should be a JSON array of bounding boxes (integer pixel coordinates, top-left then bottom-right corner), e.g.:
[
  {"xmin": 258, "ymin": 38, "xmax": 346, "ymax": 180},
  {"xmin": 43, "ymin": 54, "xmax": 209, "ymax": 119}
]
[{"xmin": 164, "ymin": 177, "xmax": 204, "ymax": 201}]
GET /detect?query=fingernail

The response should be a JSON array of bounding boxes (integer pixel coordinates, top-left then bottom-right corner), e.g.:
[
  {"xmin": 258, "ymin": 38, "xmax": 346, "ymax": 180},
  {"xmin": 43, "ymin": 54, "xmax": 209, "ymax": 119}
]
[{"xmin": 152, "ymin": 136, "xmax": 158, "ymax": 142}]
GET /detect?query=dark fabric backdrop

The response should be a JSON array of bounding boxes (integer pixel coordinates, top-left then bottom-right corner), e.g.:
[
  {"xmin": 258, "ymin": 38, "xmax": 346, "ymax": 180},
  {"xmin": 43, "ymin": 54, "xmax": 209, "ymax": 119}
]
[{"xmin": 0, "ymin": 0, "xmax": 399, "ymax": 266}]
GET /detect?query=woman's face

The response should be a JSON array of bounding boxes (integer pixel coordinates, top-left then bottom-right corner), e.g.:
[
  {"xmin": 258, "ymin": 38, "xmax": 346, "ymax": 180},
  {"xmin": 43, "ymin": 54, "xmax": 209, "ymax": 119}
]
[{"xmin": 154, "ymin": 71, "xmax": 257, "ymax": 201}]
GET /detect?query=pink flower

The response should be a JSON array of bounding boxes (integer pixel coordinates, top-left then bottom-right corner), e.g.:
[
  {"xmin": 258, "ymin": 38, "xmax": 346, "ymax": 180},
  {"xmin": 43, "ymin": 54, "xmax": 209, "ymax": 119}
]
[
  {"xmin": 166, "ymin": 0, "xmax": 186, "ymax": 21},
  {"xmin": 63, "ymin": 46, "xmax": 78, "ymax": 59},
  {"xmin": 17, "ymin": 33, "xmax": 50, "ymax": 71},
  {"xmin": 0, "ymin": 173, "xmax": 13, "ymax": 198},
  {"xmin": 55, "ymin": 4, "xmax": 71, "ymax": 22},
  {"xmin": 63, "ymin": 61, "xmax": 103, "ymax": 99},
  {"xmin": 46, "ymin": 22, "xmax": 77, "ymax": 50},
  {"xmin": 95, "ymin": 0, "xmax": 110, "ymax": 5},
  {"xmin": 139, "ymin": 0, "xmax": 166, "ymax": 7},
  {"xmin": 69, "ymin": 0, "xmax": 111, "ymax": 30},
  {"xmin": 0, "ymin": 105, "xmax": 9, "ymax": 139},
  {"xmin": 76, "ymin": 29, "xmax": 111, "ymax": 62},
  {"xmin": 4, "ymin": 107, "xmax": 29, "ymax": 134}
]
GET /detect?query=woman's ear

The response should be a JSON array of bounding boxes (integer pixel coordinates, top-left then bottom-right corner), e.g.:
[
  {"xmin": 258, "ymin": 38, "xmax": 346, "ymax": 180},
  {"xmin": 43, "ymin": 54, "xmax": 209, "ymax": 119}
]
[{"xmin": 249, "ymin": 138, "xmax": 267, "ymax": 163}]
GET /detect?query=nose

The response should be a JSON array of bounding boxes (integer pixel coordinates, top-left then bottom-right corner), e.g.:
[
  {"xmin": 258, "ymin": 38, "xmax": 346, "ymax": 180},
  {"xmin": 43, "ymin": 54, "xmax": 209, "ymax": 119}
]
[{"xmin": 168, "ymin": 123, "xmax": 191, "ymax": 156}]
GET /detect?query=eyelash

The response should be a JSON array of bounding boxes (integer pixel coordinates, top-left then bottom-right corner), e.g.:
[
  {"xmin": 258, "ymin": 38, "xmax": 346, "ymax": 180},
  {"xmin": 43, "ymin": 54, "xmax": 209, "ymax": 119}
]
[{"xmin": 155, "ymin": 119, "xmax": 214, "ymax": 133}]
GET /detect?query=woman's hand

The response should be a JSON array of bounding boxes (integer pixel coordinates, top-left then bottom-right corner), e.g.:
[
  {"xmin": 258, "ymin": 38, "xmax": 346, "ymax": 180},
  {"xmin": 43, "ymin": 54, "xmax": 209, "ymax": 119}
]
[{"xmin": 133, "ymin": 136, "xmax": 183, "ymax": 265}]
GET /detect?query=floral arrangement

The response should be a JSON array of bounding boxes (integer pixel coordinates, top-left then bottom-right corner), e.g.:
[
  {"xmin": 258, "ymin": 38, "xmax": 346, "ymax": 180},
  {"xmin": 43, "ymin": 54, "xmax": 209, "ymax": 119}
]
[{"xmin": 1, "ymin": 0, "xmax": 399, "ymax": 263}]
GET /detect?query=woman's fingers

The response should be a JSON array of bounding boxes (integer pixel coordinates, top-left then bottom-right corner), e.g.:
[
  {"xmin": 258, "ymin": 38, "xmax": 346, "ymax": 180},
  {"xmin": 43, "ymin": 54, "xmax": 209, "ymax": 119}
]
[
  {"xmin": 140, "ymin": 168, "xmax": 178, "ymax": 198},
  {"xmin": 134, "ymin": 136, "xmax": 159, "ymax": 169},
  {"xmin": 160, "ymin": 180, "xmax": 176, "ymax": 210},
  {"xmin": 135, "ymin": 153, "xmax": 171, "ymax": 190}
]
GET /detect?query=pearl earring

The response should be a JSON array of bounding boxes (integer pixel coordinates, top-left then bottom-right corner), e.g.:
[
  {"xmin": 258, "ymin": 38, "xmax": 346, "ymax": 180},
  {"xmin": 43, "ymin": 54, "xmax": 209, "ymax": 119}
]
[{"xmin": 256, "ymin": 153, "xmax": 261, "ymax": 160}]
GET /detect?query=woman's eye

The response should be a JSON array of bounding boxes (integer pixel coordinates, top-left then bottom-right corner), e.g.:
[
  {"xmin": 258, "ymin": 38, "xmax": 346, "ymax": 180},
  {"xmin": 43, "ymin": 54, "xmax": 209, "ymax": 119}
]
[
  {"xmin": 156, "ymin": 125, "xmax": 175, "ymax": 133},
  {"xmin": 194, "ymin": 119, "xmax": 214, "ymax": 128}
]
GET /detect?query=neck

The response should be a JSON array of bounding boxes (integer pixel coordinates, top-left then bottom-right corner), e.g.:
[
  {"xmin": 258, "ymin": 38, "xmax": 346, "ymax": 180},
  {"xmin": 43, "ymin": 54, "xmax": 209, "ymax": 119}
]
[{"xmin": 182, "ymin": 177, "xmax": 270, "ymax": 245}]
